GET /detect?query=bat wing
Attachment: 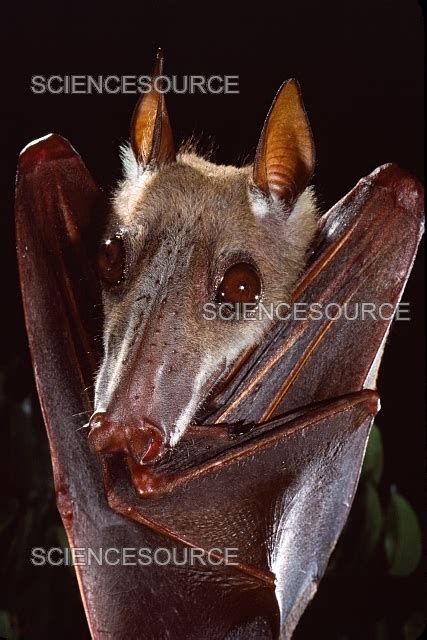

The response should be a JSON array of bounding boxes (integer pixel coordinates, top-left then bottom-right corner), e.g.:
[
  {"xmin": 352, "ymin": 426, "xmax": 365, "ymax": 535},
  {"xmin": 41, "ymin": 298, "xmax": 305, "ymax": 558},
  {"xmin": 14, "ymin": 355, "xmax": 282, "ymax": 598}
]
[
  {"xmin": 15, "ymin": 136, "xmax": 424, "ymax": 639},
  {"xmin": 203, "ymin": 163, "xmax": 424, "ymax": 423}
]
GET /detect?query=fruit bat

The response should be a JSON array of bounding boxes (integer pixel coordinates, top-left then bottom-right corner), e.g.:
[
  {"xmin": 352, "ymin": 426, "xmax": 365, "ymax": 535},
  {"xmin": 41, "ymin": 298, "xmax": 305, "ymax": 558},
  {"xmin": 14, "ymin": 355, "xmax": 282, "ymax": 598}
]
[{"xmin": 14, "ymin": 52, "xmax": 424, "ymax": 639}]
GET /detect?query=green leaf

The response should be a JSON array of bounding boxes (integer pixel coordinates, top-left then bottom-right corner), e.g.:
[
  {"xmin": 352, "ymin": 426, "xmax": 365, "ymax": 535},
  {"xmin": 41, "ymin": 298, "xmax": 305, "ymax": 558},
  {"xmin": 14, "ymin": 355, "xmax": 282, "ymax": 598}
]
[
  {"xmin": 384, "ymin": 488, "xmax": 422, "ymax": 576},
  {"xmin": 372, "ymin": 618, "xmax": 388, "ymax": 640},
  {"xmin": 55, "ymin": 525, "xmax": 68, "ymax": 548},
  {"xmin": 0, "ymin": 609, "xmax": 16, "ymax": 640},
  {"xmin": 404, "ymin": 611, "xmax": 425, "ymax": 640},
  {"xmin": 54, "ymin": 525, "xmax": 76, "ymax": 576},
  {"xmin": 359, "ymin": 481, "xmax": 383, "ymax": 559},
  {"xmin": 362, "ymin": 424, "xmax": 383, "ymax": 484}
]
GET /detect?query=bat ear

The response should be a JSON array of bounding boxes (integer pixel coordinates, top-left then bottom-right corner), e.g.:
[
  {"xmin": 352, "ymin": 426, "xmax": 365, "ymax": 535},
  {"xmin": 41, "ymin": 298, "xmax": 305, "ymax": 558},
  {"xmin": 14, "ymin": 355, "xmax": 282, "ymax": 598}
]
[
  {"xmin": 130, "ymin": 49, "xmax": 176, "ymax": 167},
  {"xmin": 253, "ymin": 79, "xmax": 315, "ymax": 203}
]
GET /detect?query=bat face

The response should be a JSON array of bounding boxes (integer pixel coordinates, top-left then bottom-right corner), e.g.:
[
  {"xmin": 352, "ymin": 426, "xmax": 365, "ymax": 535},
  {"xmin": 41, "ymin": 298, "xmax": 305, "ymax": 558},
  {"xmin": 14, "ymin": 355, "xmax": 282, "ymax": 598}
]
[
  {"xmin": 91, "ymin": 152, "xmax": 317, "ymax": 458},
  {"xmin": 88, "ymin": 53, "xmax": 317, "ymax": 463}
]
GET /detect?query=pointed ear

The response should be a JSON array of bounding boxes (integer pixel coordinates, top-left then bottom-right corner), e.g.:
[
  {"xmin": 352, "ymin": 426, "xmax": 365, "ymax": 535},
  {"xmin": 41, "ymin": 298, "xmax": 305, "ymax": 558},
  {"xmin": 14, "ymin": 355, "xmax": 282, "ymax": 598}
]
[
  {"xmin": 253, "ymin": 79, "xmax": 315, "ymax": 203},
  {"xmin": 130, "ymin": 49, "xmax": 176, "ymax": 167}
]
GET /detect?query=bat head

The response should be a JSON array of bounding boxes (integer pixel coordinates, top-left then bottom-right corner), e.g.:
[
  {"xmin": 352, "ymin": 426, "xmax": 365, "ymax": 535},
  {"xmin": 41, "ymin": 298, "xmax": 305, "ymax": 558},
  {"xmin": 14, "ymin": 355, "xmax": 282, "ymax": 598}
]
[{"xmin": 88, "ymin": 51, "xmax": 318, "ymax": 464}]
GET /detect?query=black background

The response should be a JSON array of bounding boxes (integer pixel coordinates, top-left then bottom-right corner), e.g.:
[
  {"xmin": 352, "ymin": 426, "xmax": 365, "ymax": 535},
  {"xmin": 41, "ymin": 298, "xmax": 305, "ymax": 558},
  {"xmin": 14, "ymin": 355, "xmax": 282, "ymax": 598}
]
[{"xmin": 0, "ymin": 0, "xmax": 424, "ymax": 637}]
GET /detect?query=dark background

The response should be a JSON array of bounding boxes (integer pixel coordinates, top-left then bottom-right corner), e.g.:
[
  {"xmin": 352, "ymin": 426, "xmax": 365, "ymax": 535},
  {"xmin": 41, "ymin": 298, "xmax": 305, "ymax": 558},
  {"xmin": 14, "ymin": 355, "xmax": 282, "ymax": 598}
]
[{"xmin": 0, "ymin": 1, "xmax": 424, "ymax": 638}]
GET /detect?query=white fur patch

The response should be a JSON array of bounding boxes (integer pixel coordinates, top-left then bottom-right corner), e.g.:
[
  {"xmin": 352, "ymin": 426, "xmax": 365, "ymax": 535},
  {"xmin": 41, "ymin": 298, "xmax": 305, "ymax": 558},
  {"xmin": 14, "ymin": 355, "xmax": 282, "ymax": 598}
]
[
  {"xmin": 170, "ymin": 357, "xmax": 211, "ymax": 446},
  {"xmin": 249, "ymin": 189, "xmax": 270, "ymax": 218},
  {"xmin": 120, "ymin": 143, "xmax": 139, "ymax": 181}
]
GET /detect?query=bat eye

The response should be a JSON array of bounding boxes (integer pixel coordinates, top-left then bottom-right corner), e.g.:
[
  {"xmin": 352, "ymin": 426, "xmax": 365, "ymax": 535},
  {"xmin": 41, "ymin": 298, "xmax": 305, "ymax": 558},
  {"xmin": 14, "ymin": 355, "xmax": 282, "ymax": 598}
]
[
  {"xmin": 215, "ymin": 262, "xmax": 262, "ymax": 309},
  {"xmin": 97, "ymin": 234, "xmax": 126, "ymax": 287}
]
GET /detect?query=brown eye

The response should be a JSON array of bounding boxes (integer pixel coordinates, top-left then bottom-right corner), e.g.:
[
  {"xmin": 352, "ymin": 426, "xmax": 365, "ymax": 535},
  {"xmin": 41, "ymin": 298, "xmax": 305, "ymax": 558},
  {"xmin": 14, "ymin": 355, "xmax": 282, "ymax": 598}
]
[
  {"xmin": 215, "ymin": 262, "xmax": 262, "ymax": 308},
  {"xmin": 97, "ymin": 234, "xmax": 126, "ymax": 287}
]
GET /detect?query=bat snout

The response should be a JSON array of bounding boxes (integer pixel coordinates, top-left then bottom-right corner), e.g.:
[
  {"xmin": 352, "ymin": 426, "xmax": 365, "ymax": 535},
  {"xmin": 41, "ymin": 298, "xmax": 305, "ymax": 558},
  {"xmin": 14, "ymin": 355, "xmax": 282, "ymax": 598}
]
[{"xmin": 87, "ymin": 411, "xmax": 165, "ymax": 465}]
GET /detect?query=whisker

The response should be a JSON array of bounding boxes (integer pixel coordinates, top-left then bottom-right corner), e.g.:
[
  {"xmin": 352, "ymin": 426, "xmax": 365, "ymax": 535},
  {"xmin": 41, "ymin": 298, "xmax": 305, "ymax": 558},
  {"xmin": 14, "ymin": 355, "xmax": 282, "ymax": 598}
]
[
  {"xmin": 72, "ymin": 410, "xmax": 91, "ymax": 418},
  {"xmin": 75, "ymin": 422, "xmax": 90, "ymax": 432}
]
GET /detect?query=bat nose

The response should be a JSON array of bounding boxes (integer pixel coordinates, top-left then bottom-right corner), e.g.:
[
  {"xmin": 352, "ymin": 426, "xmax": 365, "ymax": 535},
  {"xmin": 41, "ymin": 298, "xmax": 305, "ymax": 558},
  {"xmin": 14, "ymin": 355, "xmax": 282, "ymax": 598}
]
[{"xmin": 87, "ymin": 411, "xmax": 165, "ymax": 465}]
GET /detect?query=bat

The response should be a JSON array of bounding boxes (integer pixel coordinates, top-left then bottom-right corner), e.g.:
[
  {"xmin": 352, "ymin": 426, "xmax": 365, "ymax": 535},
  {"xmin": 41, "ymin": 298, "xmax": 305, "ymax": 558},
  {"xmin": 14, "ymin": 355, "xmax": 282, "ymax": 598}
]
[{"xmin": 15, "ymin": 51, "xmax": 424, "ymax": 639}]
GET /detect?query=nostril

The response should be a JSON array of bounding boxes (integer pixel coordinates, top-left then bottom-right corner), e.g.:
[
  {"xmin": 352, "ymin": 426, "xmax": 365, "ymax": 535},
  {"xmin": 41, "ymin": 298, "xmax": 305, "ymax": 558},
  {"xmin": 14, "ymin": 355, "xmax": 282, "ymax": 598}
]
[
  {"xmin": 87, "ymin": 411, "xmax": 126, "ymax": 454},
  {"xmin": 88, "ymin": 411, "xmax": 106, "ymax": 431},
  {"xmin": 127, "ymin": 423, "xmax": 165, "ymax": 465},
  {"xmin": 87, "ymin": 411, "xmax": 165, "ymax": 466}
]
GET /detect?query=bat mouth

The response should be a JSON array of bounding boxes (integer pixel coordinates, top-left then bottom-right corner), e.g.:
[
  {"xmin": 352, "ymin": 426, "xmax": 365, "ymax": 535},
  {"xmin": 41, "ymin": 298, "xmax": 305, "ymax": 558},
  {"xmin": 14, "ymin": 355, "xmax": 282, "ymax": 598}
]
[
  {"xmin": 87, "ymin": 411, "xmax": 165, "ymax": 465},
  {"xmin": 193, "ymin": 350, "xmax": 256, "ymax": 425}
]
